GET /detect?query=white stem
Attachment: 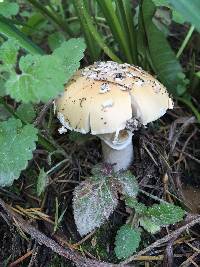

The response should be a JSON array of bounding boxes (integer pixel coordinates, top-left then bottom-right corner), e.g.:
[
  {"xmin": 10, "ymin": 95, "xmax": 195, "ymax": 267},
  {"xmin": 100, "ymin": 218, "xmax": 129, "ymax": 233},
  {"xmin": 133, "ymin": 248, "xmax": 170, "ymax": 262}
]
[{"xmin": 101, "ymin": 140, "xmax": 133, "ymax": 172}]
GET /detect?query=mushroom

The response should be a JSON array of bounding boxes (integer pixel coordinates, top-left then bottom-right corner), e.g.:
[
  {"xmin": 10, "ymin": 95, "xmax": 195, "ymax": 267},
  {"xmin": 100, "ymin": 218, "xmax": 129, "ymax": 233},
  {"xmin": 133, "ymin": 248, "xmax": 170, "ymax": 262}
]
[{"xmin": 55, "ymin": 61, "xmax": 173, "ymax": 171}]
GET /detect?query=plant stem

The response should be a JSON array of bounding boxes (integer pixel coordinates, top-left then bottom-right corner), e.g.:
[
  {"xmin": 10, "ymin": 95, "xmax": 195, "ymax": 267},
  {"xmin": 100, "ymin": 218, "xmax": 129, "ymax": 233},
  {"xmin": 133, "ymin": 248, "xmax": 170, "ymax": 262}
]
[
  {"xmin": 176, "ymin": 25, "xmax": 195, "ymax": 59},
  {"xmin": 177, "ymin": 96, "xmax": 200, "ymax": 122},
  {"xmin": 27, "ymin": 0, "xmax": 74, "ymax": 37},
  {"xmin": 73, "ymin": 0, "xmax": 122, "ymax": 62},
  {"xmin": 0, "ymin": 16, "xmax": 44, "ymax": 55}
]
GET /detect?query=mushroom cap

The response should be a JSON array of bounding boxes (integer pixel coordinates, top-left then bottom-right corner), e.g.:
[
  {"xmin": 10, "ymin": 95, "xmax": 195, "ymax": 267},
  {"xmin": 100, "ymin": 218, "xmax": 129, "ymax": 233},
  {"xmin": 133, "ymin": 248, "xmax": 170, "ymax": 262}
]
[{"xmin": 56, "ymin": 61, "xmax": 173, "ymax": 135}]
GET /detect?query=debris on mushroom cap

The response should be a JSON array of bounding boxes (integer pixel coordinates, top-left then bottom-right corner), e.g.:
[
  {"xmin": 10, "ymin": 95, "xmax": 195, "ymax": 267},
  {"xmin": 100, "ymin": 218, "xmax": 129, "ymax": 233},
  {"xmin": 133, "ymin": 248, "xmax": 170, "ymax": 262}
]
[{"xmin": 55, "ymin": 61, "xmax": 173, "ymax": 136}]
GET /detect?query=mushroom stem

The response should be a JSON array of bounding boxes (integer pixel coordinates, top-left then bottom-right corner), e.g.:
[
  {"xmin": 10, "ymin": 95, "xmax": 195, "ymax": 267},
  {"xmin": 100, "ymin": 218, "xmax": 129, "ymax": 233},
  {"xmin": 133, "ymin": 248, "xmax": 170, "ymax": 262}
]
[{"xmin": 101, "ymin": 140, "xmax": 133, "ymax": 172}]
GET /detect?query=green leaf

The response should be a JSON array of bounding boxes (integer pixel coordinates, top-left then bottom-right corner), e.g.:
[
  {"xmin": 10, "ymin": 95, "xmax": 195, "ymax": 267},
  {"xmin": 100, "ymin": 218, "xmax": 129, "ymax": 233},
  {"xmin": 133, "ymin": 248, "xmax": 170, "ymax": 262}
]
[
  {"xmin": 0, "ymin": 39, "xmax": 19, "ymax": 69},
  {"xmin": 48, "ymin": 32, "xmax": 65, "ymax": 51},
  {"xmin": 146, "ymin": 203, "xmax": 185, "ymax": 225},
  {"xmin": 16, "ymin": 103, "xmax": 36, "ymax": 123},
  {"xmin": 115, "ymin": 171, "xmax": 139, "ymax": 197},
  {"xmin": 125, "ymin": 197, "xmax": 147, "ymax": 213},
  {"xmin": 152, "ymin": 0, "xmax": 185, "ymax": 24},
  {"xmin": 114, "ymin": 224, "xmax": 141, "ymax": 259},
  {"xmin": 36, "ymin": 168, "xmax": 48, "ymax": 196},
  {"xmin": 139, "ymin": 217, "xmax": 161, "ymax": 234},
  {"xmin": 73, "ymin": 178, "xmax": 118, "ymax": 236},
  {"xmin": 141, "ymin": 0, "xmax": 186, "ymax": 95},
  {"xmin": 0, "ymin": 16, "xmax": 44, "ymax": 55},
  {"xmin": 5, "ymin": 39, "xmax": 85, "ymax": 103},
  {"xmin": 53, "ymin": 38, "xmax": 86, "ymax": 81},
  {"xmin": 0, "ymin": 1, "xmax": 19, "ymax": 17},
  {"xmin": 0, "ymin": 118, "xmax": 38, "ymax": 187},
  {"xmin": 168, "ymin": 0, "xmax": 200, "ymax": 32}
]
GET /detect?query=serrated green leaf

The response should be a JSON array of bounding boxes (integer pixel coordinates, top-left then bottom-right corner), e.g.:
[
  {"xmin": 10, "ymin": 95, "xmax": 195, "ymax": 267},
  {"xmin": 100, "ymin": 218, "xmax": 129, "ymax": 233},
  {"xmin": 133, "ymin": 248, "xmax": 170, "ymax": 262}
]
[
  {"xmin": 0, "ymin": 1, "xmax": 19, "ymax": 17},
  {"xmin": 16, "ymin": 103, "xmax": 36, "ymax": 123},
  {"xmin": 5, "ymin": 39, "xmax": 85, "ymax": 103},
  {"xmin": 48, "ymin": 32, "xmax": 66, "ymax": 51},
  {"xmin": 114, "ymin": 225, "xmax": 141, "ymax": 259},
  {"xmin": 139, "ymin": 217, "xmax": 161, "ymax": 234},
  {"xmin": 0, "ymin": 39, "xmax": 19, "ymax": 70},
  {"xmin": 125, "ymin": 197, "xmax": 147, "ymax": 213},
  {"xmin": 73, "ymin": 178, "xmax": 118, "ymax": 236},
  {"xmin": 37, "ymin": 168, "xmax": 48, "ymax": 196},
  {"xmin": 52, "ymin": 38, "xmax": 86, "ymax": 80},
  {"xmin": 146, "ymin": 203, "xmax": 185, "ymax": 225},
  {"xmin": 0, "ymin": 118, "xmax": 38, "ymax": 187},
  {"xmin": 115, "ymin": 171, "xmax": 139, "ymax": 197}
]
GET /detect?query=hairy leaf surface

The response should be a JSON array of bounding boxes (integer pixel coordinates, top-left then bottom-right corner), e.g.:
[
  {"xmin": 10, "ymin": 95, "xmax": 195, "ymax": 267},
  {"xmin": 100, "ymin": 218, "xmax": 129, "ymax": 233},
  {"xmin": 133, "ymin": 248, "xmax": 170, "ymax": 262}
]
[{"xmin": 0, "ymin": 118, "xmax": 38, "ymax": 187}]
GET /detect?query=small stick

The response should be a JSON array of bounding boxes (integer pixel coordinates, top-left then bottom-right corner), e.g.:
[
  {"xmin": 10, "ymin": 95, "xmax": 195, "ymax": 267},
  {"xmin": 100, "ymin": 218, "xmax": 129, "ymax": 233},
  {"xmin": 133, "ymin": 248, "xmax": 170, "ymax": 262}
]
[{"xmin": 9, "ymin": 250, "xmax": 33, "ymax": 267}]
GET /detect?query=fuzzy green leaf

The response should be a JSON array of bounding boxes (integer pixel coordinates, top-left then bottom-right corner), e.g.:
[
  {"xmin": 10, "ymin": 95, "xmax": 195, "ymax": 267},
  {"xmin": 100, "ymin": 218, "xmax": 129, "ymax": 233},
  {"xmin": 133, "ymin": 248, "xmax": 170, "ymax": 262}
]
[
  {"xmin": 0, "ymin": 118, "xmax": 38, "ymax": 187},
  {"xmin": 115, "ymin": 225, "xmax": 141, "ymax": 259},
  {"xmin": 139, "ymin": 217, "xmax": 161, "ymax": 234},
  {"xmin": 16, "ymin": 103, "xmax": 36, "ymax": 123},
  {"xmin": 73, "ymin": 179, "xmax": 118, "ymax": 236},
  {"xmin": 125, "ymin": 197, "xmax": 147, "ymax": 213},
  {"xmin": 0, "ymin": 1, "xmax": 19, "ymax": 17},
  {"xmin": 115, "ymin": 171, "xmax": 139, "ymax": 197},
  {"xmin": 5, "ymin": 39, "xmax": 85, "ymax": 103},
  {"xmin": 146, "ymin": 203, "xmax": 185, "ymax": 225},
  {"xmin": 0, "ymin": 39, "xmax": 19, "ymax": 70}
]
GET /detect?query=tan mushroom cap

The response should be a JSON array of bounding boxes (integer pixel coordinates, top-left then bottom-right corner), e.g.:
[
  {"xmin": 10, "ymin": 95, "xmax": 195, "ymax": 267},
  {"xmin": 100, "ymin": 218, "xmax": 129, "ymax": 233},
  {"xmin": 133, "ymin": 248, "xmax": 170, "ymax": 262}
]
[{"xmin": 56, "ymin": 61, "xmax": 173, "ymax": 135}]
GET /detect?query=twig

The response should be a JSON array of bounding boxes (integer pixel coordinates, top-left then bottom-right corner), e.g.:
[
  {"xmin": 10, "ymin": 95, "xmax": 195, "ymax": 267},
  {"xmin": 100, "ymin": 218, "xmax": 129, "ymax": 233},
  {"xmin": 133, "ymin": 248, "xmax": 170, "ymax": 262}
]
[
  {"xmin": 9, "ymin": 250, "xmax": 33, "ymax": 267},
  {"xmin": 121, "ymin": 214, "xmax": 200, "ymax": 265},
  {"xmin": 0, "ymin": 198, "xmax": 131, "ymax": 267},
  {"xmin": 34, "ymin": 100, "xmax": 53, "ymax": 127}
]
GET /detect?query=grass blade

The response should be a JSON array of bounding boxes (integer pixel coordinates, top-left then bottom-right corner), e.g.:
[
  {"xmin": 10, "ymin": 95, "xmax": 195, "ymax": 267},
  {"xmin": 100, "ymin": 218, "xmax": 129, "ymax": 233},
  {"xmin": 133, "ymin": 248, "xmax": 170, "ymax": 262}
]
[
  {"xmin": 73, "ymin": 0, "xmax": 100, "ymax": 61},
  {"xmin": 97, "ymin": 0, "xmax": 132, "ymax": 63},
  {"xmin": 27, "ymin": 0, "xmax": 74, "ymax": 36},
  {"xmin": 0, "ymin": 15, "xmax": 43, "ymax": 55},
  {"xmin": 72, "ymin": 0, "xmax": 121, "ymax": 62},
  {"xmin": 115, "ymin": 0, "xmax": 137, "ymax": 64}
]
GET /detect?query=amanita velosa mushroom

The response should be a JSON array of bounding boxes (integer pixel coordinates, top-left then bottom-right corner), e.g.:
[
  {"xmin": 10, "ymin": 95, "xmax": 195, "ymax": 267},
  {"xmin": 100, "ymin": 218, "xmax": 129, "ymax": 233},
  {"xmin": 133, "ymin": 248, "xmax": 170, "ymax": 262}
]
[{"xmin": 55, "ymin": 61, "xmax": 173, "ymax": 171}]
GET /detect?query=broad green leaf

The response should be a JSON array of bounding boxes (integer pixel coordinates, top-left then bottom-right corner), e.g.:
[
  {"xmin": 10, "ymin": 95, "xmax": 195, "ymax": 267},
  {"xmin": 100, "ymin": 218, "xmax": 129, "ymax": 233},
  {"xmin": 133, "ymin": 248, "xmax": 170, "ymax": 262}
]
[
  {"xmin": 16, "ymin": 103, "xmax": 36, "ymax": 123},
  {"xmin": 115, "ymin": 171, "xmax": 139, "ymax": 197},
  {"xmin": 139, "ymin": 217, "xmax": 161, "ymax": 234},
  {"xmin": 152, "ymin": 0, "xmax": 185, "ymax": 24},
  {"xmin": 146, "ymin": 203, "xmax": 185, "ymax": 225},
  {"xmin": 0, "ymin": 39, "xmax": 19, "ymax": 70},
  {"xmin": 53, "ymin": 38, "xmax": 86, "ymax": 81},
  {"xmin": 5, "ymin": 39, "xmax": 85, "ymax": 103},
  {"xmin": 37, "ymin": 168, "xmax": 48, "ymax": 196},
  {"xmin": 73, "ymin": 178, "xmax": 118, "ymax": 236},
  {"xmin": 125, "ymin": 197, "xmax": 147, "ymax": 213},
  {"xmin": 0, "ymin": 118, "xmax": 38, "ymax": 187},
  {"xmin": 168, "ymin": 0, "xmax": 200, "ymax": 32},
  {"xmin": 142, "ymin": 0, "xmax": 186, "ymax": 95},
  {"xmin": 6, "ymin": 54, "xmax": 66, "ymax": 103},
  {"xmin": 114, "ymin": 225, "xmax": 141, "ymax": 259},
  {"xmin": 48, "ymin": 32, "xmax": 65, "ymax": 51},
  {"xmin": 0, "ymin": 1, "xmax": 19, "ymax": 17}
]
